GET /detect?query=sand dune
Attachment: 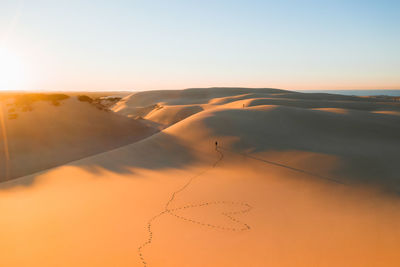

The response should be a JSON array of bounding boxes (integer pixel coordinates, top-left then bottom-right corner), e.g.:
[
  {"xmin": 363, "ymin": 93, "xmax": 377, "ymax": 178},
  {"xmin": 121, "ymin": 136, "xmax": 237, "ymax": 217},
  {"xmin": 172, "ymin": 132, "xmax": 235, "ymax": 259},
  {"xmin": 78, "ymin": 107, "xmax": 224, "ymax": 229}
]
[
  {"xmin": 165, "ymin": 104, "xmax": 400, "ymax": 189},
  {"xmin": 143, "ymin": 105, "xmax": 203, "ymax": 128},
  {"xmin": 0, "ymin": 97, "xmax": 155, "ymax": 181},
  {"xmin": 113, "ymin": 87, "xmax": 400, "ymax": 126},
  {"xmin": 1, "ymin": 87, "xmax": 400, "ymax": 266}
]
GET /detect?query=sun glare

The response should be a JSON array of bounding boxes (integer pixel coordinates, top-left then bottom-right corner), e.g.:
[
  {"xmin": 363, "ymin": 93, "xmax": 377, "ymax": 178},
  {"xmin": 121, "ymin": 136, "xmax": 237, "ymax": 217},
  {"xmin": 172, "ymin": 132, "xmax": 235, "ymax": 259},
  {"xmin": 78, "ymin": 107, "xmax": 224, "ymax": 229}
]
[{"xmin": 0, "ymin": 48, "xmax": 28, "ymax": 91}]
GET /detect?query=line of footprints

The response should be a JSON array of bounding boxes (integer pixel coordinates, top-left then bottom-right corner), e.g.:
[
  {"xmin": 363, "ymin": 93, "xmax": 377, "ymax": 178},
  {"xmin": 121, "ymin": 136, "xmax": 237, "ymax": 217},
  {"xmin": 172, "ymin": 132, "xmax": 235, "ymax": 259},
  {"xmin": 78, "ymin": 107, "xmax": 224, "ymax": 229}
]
[
  {"xmin": 137, "ymin": 148, "xmax": 252, "ymax": 267},
  {"xmin": 138, "ymin": 201, "xmax": 252, "ymax": 267}
]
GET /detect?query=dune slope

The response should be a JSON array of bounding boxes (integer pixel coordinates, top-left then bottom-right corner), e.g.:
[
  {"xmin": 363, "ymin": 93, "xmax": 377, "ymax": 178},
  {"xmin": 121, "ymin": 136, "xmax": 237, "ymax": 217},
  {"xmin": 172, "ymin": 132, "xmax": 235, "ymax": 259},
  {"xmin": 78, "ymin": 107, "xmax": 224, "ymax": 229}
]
[{"xmin": 0, "ymin": 97, "xmax": 155, "ymax": 181}]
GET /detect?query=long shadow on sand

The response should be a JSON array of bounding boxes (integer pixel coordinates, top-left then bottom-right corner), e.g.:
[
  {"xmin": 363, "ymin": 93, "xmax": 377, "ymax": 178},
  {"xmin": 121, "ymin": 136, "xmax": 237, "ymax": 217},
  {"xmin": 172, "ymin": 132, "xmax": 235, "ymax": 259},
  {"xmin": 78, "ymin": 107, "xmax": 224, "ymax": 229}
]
[
  {"xmin": 0, "ymin": 132, "xmax": 197, "ymax": 189},
  {"xmin": 203, "ymin": 107, "xmax": 400, "ymax": 192},
  {"xmin": 74, "ymin": 132, "xmax": 196, "ymax": 174}
]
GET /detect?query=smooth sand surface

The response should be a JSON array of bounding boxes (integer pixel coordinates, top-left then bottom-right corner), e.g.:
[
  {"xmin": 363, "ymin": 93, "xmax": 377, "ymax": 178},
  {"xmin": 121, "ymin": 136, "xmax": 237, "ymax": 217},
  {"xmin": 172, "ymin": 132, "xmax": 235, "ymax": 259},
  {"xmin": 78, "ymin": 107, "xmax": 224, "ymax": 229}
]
[
  {"xmin": 0, "ymin": 97, "xmax": 155, "ymax": 181},
  {"xmin": 1, "ymin": 88, "xmax": 400, "ymax": 266}
]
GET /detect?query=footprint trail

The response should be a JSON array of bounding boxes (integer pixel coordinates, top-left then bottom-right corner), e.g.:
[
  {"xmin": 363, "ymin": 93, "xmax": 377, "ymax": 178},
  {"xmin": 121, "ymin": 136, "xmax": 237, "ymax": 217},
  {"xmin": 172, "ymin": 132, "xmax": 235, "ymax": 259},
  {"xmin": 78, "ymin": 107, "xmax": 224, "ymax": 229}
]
[{"xmin": 137, "ymin": 146, "xmax": 252, "ymax": 267}]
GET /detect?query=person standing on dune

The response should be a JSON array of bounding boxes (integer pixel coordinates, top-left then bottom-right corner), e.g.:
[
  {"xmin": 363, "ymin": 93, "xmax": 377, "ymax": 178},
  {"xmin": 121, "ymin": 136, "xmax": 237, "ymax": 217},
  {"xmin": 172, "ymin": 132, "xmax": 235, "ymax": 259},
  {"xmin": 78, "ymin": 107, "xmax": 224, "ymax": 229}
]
[{"xmin": 215, "ymin": 141, "xmax": 218, "ymax": 149}]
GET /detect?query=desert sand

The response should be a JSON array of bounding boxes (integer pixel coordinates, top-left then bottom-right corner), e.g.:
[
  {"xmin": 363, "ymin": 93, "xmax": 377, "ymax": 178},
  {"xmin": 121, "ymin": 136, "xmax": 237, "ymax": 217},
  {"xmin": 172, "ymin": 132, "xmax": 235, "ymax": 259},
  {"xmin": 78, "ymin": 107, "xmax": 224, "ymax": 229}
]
[
  {"xmin": 1, "ymin": 88, "xmax": 400, "ymax": 266},
  {"xmin": 0, "ymin": 94, "xmax": 155, "ymax": 181}
]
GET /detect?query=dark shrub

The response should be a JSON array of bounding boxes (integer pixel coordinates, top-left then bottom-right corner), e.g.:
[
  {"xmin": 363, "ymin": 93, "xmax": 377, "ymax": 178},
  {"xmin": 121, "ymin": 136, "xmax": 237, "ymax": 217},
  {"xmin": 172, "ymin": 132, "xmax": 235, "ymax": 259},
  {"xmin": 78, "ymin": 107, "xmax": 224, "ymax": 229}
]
[
  {"xmin": 77, "ymin": 95, "xmax": 93, "ymax": 103},
  {"xmin": 47, "ymin": 94, "xmax": 69, "ymax": 101},
  {"xmin": 8, "ymin": 113, "xmax": 18, "ymax": 120},
  {"xmin": 52, "ymin": 100, "xmax": 60, "ymax": 106},
  {"xmin": 15, "ymin": 93, "xmax": 70, "ymax": 106}
]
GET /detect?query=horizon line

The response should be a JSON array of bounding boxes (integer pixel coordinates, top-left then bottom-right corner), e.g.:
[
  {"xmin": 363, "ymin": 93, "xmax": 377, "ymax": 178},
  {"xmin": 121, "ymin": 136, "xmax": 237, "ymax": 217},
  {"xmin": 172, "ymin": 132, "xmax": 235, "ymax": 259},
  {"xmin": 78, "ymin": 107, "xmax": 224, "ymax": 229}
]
[{"xmin": 1, "ymin": 87, "xmax": 400, "ymax": 93}]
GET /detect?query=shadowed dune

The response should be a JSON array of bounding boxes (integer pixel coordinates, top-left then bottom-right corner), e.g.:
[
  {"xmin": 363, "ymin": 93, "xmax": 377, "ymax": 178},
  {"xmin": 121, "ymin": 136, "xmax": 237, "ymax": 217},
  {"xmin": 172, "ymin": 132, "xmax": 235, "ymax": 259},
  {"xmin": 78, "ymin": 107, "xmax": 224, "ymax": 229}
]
[
  {"xmin": 174, "ymin": 105, "xmax": 400, "ymax": 190},
  {"xmin": 245, "ymin": 97, "xmax": 400, "ymax": 111},
  {"xmin": 0, "ymin": 97, "xmax": 156, "ymax": 182},
  {"xmin": 144, "ymin": 105, "xmax": 203, "ymax": 127}
]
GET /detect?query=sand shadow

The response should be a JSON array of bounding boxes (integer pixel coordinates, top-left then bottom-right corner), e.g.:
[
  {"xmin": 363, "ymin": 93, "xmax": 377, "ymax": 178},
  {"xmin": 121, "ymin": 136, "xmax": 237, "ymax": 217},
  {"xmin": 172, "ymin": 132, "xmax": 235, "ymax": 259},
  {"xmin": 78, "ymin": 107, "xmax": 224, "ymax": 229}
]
[
  {"xmin": 203, "ymin": 107, "xmax": 400, "ymax": 192},
  {"xmin": 73, "ymin": 132, "xmax": 196, "ymax": 174},
  {"xmin": 0, "ymin": 132, "xmax": 196, "ymax": 190}
]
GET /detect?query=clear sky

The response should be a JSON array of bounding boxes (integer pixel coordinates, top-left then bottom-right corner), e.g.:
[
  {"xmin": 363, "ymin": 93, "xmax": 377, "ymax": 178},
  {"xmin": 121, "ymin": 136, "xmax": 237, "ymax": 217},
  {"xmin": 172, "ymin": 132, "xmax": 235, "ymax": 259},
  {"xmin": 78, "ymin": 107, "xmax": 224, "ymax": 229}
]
[{"xmin": 0, "ymin": 0, "xmax": 399, "ymax": 91}]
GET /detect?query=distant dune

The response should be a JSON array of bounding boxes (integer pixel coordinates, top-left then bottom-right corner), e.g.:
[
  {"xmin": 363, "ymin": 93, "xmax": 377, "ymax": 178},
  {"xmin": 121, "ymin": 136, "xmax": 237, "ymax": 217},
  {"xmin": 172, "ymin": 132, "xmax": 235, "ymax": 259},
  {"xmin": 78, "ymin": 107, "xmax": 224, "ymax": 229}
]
[{"xmin": 1, "ymin": 88, "xmax": 400, "ymax": 266}]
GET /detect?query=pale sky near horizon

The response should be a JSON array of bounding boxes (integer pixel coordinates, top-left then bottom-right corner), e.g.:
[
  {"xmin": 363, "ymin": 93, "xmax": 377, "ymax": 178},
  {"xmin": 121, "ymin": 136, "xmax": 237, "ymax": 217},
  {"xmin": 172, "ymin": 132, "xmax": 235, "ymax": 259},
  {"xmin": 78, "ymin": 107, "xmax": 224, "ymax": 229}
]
[{"xmin": 0, "ymin": 0, "xmax": 399, "ymax": 91}]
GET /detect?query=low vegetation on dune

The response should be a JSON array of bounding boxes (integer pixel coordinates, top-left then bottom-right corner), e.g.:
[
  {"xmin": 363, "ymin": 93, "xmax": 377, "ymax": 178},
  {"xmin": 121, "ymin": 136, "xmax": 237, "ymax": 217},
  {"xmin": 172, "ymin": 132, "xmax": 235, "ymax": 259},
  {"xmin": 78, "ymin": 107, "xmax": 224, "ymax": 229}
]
[
  {"xmin": 2, "ymin": 93, "xmax": 70, "ymax": 120},
  {"xmin": 14, "ymin": 93, "xmax": 70, "ymax": 107},
  {"xmin": 1, "ymin": 93, "xmax": 123, "ymax": 121},
  {"xmin": 77, "ymin": 95, "xmax": 93, "ymax": 103},
  {"xmin": 77, "ymin": 95, "xmax": 122, "ymax": 110}
]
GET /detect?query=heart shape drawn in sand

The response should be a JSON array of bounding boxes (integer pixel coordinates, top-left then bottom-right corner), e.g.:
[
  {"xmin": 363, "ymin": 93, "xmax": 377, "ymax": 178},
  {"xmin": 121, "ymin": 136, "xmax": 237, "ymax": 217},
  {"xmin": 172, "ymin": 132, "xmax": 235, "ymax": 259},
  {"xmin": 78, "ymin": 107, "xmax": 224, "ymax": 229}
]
[{"xmin": 167, "ymin": 201, "xmax": 252, "ymax": 231}]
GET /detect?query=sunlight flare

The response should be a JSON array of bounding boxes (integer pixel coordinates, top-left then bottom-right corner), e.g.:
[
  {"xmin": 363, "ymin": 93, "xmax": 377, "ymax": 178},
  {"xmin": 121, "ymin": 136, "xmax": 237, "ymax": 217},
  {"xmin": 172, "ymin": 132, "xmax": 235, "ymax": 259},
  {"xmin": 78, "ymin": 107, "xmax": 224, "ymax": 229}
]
[
  {"xmin": 0, "ymin": 47, "xmax": 27, "ymax": 91},
  {"xmin": 0, "ymin": 102, "xmax": 10, "ymax": 179}
]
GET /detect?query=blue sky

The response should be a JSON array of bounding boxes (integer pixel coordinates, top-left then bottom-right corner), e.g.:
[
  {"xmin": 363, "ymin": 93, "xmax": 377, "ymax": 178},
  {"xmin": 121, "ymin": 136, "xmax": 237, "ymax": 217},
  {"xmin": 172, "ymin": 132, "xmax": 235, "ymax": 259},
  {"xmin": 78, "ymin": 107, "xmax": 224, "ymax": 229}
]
[{"xmin": 0, "ymin": 0, "xmax": 399, "ymax": 91}]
